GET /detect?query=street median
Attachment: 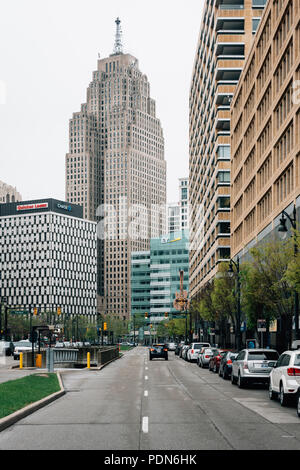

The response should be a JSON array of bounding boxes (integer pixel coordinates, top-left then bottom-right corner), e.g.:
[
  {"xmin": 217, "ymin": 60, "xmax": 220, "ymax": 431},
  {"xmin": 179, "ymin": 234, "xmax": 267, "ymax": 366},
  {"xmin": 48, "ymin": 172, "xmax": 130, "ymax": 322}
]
[{"xmin": 0, "ymin": 372, "xmax": 65, "ymax": 432}]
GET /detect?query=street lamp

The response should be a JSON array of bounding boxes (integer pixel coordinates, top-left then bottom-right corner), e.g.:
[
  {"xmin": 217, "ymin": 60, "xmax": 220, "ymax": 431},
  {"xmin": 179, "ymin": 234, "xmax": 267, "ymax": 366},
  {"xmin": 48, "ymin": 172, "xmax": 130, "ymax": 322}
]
[
  {"xmin": 228, "ymin": 257, "xmax": 242, "ymax": 351},
  {"xmin": 278, "ymin": 204, "xmax": 299, "ymax": 341}
]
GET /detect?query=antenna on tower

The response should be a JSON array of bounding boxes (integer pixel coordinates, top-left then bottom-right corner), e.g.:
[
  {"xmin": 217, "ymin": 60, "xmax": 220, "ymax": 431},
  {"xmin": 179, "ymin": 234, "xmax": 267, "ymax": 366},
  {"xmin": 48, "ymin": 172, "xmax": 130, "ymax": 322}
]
[{"xmin": 113, "ymin": 17, "xmax": 123, "ymax": 55}]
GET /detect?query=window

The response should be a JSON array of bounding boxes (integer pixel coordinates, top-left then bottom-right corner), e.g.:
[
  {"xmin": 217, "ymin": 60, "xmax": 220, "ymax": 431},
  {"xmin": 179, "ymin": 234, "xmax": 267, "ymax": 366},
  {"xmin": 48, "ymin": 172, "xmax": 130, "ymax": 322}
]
[{"xmin": 218, "ymin": 171, "xmax": 230, "ymax": 183}]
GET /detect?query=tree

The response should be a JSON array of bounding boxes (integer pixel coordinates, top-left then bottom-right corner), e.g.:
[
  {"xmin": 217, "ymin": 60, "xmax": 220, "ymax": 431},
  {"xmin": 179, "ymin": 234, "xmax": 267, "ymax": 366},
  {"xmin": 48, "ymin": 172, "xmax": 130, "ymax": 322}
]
[{"xmin": 241, "ymin": 238, "xmax": 294, "ymax": 350}]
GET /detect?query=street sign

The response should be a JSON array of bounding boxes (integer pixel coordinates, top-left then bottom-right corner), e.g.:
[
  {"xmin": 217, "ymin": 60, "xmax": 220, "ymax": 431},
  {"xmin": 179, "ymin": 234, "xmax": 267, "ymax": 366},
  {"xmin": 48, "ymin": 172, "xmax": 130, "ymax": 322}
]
[
  {"xmin": 9, "ymin": 309, "xmax": 29, "ymax": 315},
  {"xmin": 257, "ymin": 319, "xmax": 267, "ymax": 332}
]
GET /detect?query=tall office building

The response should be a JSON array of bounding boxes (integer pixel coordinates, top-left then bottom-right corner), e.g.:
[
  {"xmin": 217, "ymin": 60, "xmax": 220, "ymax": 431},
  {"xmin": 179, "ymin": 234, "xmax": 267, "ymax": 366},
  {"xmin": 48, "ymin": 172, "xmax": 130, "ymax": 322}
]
[
  {"xmin": 189, "ymin": 0, "xmax": 266, "ymax": 301},
  {"xmin": 0, "ymin": 199, "xmax": 97, "ymax": 317},
  {"xmin": 66, "ymin": 19, "xmax": 166, "ymax": 319},
  {"xmin": 231, "ymin": 0, "xmax": 300, "ymax": 258},
  {"xmin": 168, "ymin": 178, "xmax": 189, "ymax": 233}
]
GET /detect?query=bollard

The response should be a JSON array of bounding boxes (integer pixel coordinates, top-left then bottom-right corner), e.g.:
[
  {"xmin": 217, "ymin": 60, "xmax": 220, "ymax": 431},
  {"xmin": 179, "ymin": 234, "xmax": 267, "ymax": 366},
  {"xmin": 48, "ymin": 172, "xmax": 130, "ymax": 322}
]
[
  {"xmin": 36, "ymin": 354, "xmax": 42, "ymax": 368},
  {"xmin": 46, "ymin": 348, "xmax": 54, "ymax": 373},
  {"xmin": 87, "ymin": 352, "xmax": 91, "ymax": 369},
  {"xmin": 20, "ymin": 353, "xmax": 23, "ymax": 369}
]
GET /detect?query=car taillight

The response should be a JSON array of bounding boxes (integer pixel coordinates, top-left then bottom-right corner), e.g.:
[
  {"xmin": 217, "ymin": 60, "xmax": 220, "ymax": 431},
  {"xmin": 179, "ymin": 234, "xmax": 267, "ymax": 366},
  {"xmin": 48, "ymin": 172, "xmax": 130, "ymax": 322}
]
[
  {"xmin": 227, "ymin": 359, "xmax": 232, "ymax": 365},
  {"xmin": 150, "ymin": 349, "xmax": 154, "ymax": 352},
  {"xmin": 191, "ymin": 350, "xmax": 194, "ymax": 354},
  {"xmin": 287, "ymin": 367, "xmax": 300, "ymax": 376},
  {"xmin": 205, "ymin": 355, "xmax": 210, "ymax": 358},
  {"xmin": 164, "ymin": 348, "xmax": 168, "ymax": 351},
  {"xmin": 216, "ymin": 355, "xmax": 221, "ymax": 360},
  {"xmin": 243, "ymin": 363, "xmax": 248, "ymax": 369}
]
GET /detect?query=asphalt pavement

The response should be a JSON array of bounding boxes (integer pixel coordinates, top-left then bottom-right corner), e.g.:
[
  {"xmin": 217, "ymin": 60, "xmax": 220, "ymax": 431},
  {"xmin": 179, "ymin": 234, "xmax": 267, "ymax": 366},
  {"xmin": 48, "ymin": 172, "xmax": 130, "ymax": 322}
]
[{"xmin": 0, "ymin": 347, "xmax": 300, "ymax": 450}]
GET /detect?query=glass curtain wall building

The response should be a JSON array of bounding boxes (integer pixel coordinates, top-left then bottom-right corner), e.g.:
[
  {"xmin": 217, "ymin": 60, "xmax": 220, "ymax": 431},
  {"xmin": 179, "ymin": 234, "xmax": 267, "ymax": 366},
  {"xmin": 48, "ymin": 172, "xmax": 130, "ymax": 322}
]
[{"xmin": 131, "ymin": 230, "xmax": 189, "ymax": 325}]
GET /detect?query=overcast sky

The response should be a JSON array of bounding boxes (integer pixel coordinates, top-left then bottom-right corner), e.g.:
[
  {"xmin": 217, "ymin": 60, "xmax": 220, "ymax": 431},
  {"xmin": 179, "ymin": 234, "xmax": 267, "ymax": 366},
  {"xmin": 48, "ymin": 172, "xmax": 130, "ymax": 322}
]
[{"xmin": 0, "ymin": 0, "xmax": 203, "ymax": 204}]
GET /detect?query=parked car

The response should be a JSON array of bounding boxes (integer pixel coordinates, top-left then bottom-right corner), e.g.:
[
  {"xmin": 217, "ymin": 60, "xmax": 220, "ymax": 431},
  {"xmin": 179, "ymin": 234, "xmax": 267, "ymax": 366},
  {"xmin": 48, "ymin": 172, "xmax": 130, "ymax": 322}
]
[
  {"xmin": 13, "ymin": 340, "xmax": 38, "ymax": 360},
  {"xmin": 219, "ymin": 351, "xmax": 238, "ymax": 379},
  {"xmin": 54, "ymin": 342, "xmax": 65, "ymax": 348},
  {"xmin": 231, "ymin": 348, "xmax": 279, "ymax": 388},
  {"xmin": 269, "ymin": 350, "xmax": 300, "ymax": 407},
  {"xmin": 209, "ymin": 349, "xmax": 232, "ymax": 373},
  {"xmin": 167, "ymin": 342, "xmax": 177, "ymax": 351},
  {"xmin": 179, "ymin": 344, "xmax": 189, "ymax": 359},
  {"xmin": 197, "ymin": 347, "xmax": 219, "ymax": 368},
  {"xmin": 187, "ymin": 343, "xmax": 211, "ymax": 362},
  {"xmin": 149, "ymin": 344, "xmax": 168, "ymax": 361},
  {"xmin": 0, "ymin": 340, "xmax": 14, "ymax": 356},
  {"xmin": 181, "ymin": 345, "xmax": 190, "ymax": 360}
]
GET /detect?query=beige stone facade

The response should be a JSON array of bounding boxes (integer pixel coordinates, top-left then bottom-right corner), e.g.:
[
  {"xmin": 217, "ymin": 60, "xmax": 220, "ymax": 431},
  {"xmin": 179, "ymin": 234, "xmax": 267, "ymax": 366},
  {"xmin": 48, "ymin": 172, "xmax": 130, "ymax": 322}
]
[
  {"xmin": 0, "ymin": 180, "xmax": 22, "ymax": 203},
  {"xmin": 231, "ymin": 0, "xmax": 300, "ymax": 258},
  {"xmin": 189, "ymin": 0, "xmax": 265, "ymax": 300},
  {"xmin": 66, "ymin": 51, "xmax": 166, "ymax": 319}
]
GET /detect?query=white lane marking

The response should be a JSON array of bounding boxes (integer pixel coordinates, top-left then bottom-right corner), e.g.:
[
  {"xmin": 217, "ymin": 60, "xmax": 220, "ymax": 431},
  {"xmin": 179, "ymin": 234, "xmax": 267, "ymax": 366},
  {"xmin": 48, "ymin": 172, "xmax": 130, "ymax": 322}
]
[
  {"xmin": 144, "ymin": 390, "xmax": 148, "ymax": 397},
  {"xmin": 142, "ymin": 416, "xmax": 149, "ymax": 433},
  {"xmin": 145, "ymin": 375, "xmax": 148, "ymax": 380}
]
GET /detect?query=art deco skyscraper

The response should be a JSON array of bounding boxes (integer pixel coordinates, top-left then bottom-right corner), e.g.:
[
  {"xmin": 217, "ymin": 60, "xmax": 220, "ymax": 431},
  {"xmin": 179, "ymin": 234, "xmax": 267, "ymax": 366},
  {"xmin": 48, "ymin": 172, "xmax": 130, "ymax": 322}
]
[{"xmin": 66, "ymin": 19, "xmax": 166, "ymax": 319}]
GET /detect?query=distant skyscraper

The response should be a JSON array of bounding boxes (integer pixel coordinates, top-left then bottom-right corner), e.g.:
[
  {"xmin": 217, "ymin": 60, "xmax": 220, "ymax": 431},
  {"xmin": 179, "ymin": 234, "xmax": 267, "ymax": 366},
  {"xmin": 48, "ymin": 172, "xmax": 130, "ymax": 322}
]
[
  {"xmin": 168, "ymin": 177, "xmax": 189, "ymax": 233},
  {"xmin": 66, "ymin": 19, "xmax": 166, "ymax": 319},
  {"xmin": 0, "ymin": 181, "xmax": 22, "ymax": 204}
]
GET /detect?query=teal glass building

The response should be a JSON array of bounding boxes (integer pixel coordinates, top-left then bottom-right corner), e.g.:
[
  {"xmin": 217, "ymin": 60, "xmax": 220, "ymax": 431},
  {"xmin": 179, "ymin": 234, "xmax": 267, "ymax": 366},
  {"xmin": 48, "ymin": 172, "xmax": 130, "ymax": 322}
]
[{"xmin": 131, "ymin": 230, "xmax": 189, "ymax": 324}]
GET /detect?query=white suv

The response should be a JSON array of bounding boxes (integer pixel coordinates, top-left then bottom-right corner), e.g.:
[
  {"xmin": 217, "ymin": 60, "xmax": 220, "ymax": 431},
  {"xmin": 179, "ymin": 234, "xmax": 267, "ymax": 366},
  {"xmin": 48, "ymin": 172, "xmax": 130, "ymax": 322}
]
[
  {"xmin": 269, "ymin": 350, "xmax": 300, "ymax": 407},
  {"xmin": 187, "ymin": 342, "xmax": 211, "ymax": 362}
]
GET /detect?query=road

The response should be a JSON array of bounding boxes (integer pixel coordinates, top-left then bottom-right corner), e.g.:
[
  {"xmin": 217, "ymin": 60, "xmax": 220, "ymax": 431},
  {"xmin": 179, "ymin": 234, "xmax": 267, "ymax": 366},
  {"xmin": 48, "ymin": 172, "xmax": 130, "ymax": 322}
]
[{"xmin": 0, "ymin": 346, "xmax": 300, "ymax": 450}]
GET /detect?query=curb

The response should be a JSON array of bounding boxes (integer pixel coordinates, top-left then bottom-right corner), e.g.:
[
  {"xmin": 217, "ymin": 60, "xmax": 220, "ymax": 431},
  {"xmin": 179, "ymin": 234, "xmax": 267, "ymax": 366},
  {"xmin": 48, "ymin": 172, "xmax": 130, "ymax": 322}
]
[{"xmin": 0, "ymin": 372, "xmax": 65, "ymax": 433}]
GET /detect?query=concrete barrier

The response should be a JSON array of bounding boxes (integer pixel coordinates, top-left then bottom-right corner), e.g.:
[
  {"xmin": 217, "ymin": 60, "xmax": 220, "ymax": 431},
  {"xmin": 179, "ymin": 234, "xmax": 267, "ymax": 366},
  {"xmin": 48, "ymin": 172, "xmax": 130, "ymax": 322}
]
[{"xmin": 20, "ymin": 346, "xmax": 119, "ymax": 369}]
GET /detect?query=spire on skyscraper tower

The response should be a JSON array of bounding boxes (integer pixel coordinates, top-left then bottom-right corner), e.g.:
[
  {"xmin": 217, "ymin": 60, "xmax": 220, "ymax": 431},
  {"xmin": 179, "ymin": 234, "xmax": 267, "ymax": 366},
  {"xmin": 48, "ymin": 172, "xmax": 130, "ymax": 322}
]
[{"xmin": 113, "ymin": 17, "xmax": 123, "ymax": 55}]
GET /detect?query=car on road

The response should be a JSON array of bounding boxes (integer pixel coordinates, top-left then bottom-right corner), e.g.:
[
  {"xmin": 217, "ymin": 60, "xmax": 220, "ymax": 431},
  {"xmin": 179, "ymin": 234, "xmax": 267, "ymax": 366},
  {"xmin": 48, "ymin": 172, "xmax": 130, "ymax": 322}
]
[
  {"xmin": 179, "ymin": 344, "xmax": 189, "ymax": 358},
  {"xmin": 209, "ymin": 349, "xmax": 232, "ymax": 373},
  {"xmin": 167, "ymin": 342, "xmax": 177, "ymax": 351},
  {"xmin": 231, "ymin": 348, "xmax": 279, "ymax": 388},
  {"xmin": 181, "ymin": 345, "xmax": 190, "ymax": 360},
  {"xmin": 13, "ymin": 340, "xmax": 38, "ymax": 360},
  {"xmin": 0, "ymin": 340, "xmax": 15, "ymax": 356},
  {"xmin": 175, "ymin": 342, "xmax": 185, "ymax": 356},
  {"xmin": 269, "ymin": 350, "xmax": 300, "ymax": 407},
  {"xmin": 219, "ymin": 351, "xmax": 238, "ymax": 379},
  {"xmin": 187, "ymin": 343, "xmax": 211, "ymax": 362},
  {"xmin": 149, "ymin": 344, "xmax": 168, "ymax": 361},
  {"xmin": 198, "ymin": 347, "xmax": 219, "ymax": 368}
]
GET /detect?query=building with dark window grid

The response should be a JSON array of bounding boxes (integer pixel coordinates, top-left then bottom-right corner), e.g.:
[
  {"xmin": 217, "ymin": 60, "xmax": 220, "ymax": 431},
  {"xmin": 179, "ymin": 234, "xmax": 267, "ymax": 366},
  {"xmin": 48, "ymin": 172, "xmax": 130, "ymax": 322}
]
[{"xmin": 0, "ymin": 199, "xmax": 97, "ymax": 318}]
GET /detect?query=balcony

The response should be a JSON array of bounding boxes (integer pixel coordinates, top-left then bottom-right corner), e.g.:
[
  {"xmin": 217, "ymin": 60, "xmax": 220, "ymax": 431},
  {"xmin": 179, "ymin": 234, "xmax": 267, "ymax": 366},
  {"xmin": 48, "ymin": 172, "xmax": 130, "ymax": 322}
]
[
  {"xmin": 216, "ymin": 18, "xmax": 245, "ymax": 34},
  {"xmin": 216, "ymin": 43, "xmax": 245, "ymax": 59},
  {"xmin": 216, "ymin": 67, "xmax": 242, "ymax": 83},
  {"xmin": 216, "ymin": 0, "xmax": 244, "ymax": 8}
]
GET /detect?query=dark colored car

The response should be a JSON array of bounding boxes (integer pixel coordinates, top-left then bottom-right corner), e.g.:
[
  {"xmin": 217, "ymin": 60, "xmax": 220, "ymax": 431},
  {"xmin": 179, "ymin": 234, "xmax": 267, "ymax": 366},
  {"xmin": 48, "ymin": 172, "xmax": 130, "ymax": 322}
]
[
  {"xmin": 149, "ymin": 344, "xmax": 168, "ymax": 361},
  {"xmin": 209, "ymin": 349, "xmax": 233, "ymax": 373},
  {"xmin": 0, "ymin": 341, "xmax": 15, "ymax": 356},
  {"xmin": 218, "ymin": 351, "xmax": 238, "ymax": 379}
]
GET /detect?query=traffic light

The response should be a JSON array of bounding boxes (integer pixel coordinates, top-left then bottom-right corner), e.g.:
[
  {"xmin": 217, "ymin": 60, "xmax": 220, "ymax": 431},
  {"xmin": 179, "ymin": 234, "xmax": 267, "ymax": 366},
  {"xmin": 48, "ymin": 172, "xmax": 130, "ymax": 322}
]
[
  {"xmin": 103, "ymin": 322, "xmax": 108, "ymax": 331},
  {"xmin": 57, "ymin": 307, "xmax": 61, "ymax": 316},
  {"xmin": 33, "ymin": 307, "xmax": 38, "ymax": 316}
]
